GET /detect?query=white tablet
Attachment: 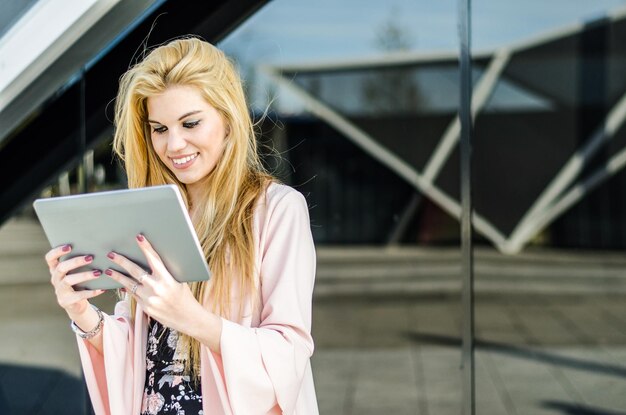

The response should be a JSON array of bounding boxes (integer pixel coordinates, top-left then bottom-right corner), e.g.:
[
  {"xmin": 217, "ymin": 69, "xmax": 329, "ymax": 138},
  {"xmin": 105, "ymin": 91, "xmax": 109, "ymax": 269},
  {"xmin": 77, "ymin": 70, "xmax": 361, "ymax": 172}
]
[{"xmin": 33, "ymin": 185, "xmax": 210, "ymax": 290}]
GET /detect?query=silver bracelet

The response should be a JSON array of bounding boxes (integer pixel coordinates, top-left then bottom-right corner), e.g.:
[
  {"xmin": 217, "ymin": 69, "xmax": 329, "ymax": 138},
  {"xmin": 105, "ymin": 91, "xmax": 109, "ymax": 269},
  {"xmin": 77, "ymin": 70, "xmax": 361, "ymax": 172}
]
[{"xmin": 70, "ymin": 304, "xmax": 104, "ymax": 339}]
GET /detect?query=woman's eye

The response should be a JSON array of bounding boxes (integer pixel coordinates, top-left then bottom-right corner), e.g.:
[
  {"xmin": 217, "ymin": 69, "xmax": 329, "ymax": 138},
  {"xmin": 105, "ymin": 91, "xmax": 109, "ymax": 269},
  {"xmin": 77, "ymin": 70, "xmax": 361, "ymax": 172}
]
[
  {"xmin": 183, "ymin": 120, "xmax": 200, "ymax": 129},
  {"xmin": 152, "ymin": 126, "xmax": 167, "ymax": 134}
]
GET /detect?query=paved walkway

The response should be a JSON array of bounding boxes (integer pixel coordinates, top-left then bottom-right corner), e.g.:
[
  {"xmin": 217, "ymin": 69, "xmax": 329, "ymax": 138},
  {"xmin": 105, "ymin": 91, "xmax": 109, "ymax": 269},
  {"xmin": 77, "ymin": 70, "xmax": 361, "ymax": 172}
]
[{"xmin": 1, "ymin": 217, "xmax": 626, "ymax": 414}]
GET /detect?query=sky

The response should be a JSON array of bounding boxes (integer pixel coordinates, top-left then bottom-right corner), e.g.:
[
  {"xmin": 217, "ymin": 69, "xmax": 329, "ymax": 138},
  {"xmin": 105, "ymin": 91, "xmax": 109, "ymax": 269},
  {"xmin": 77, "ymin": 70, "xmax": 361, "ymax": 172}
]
[
  {"xmin": 217, "ymin": 0, "xmax": 626, "ymax": 113},
  {"xmin": 220, "ymin": 0, "xmax": 626, "ymax": 65}
]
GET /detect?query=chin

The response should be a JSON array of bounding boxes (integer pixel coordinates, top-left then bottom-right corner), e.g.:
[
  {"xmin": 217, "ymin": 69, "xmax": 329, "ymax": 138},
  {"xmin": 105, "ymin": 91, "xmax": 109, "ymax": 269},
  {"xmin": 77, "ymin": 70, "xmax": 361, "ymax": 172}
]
[
  {"xmin": 177, "ymin": 176, "xmax": 200, "ymax": 185},
  {"xmin": 177, "ymin": 172, "xmax": 210, "ymax": 185}
]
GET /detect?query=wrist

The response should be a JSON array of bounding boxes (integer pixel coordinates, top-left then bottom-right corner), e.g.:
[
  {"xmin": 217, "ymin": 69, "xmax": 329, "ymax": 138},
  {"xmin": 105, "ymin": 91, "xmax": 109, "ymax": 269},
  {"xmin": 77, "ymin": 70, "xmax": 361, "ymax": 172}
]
[
  {"xmin": 66, "ymin": 301, "xmax": 94, "ymax": 322},
  {"xmin": 192, "ymin": 308, "xmax": 222, "ymax": 353},
  {"xmin": 183, "ymin": 302, "xmax": 222, "ymax": 353},
  {"xmin": 70, "ymin": 304, "xmax": 104, "ymax": 339}
]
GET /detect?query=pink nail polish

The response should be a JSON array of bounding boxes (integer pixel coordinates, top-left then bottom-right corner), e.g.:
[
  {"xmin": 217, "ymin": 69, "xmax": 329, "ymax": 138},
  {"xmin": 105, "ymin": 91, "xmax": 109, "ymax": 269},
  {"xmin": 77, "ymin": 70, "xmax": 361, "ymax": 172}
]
[
  {"xmin": 105, "ymin": 269, "xmax": 112, "ymax": 276},
  {"xmin": 93, "ymin": 270, "xmax": 102, "ymax": 277},
  {"xmin": 136, "ymin": 234, "xmax": 145, "ymax": 242},
  {"xmin": 62, "ymin": 244, "xmax": 71, "ymax": 252},
  {"xmin": 84, "ymin": 255, "xmax": 94, "ymax": 262},
  {"xmin": 107, "ymin": 252, "xmax": 115, "ymax": 260}
]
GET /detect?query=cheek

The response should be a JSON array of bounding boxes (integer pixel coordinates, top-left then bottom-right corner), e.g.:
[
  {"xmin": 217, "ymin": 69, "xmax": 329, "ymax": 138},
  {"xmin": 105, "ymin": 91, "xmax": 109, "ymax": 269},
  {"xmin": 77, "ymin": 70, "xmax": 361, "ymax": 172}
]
[
  {"xmin": 150, "ymin": 136, "xmax": 161, "ymax": 152},
  {"xmin": 209, "ymin": 141, "xmax": 228, "ymax": 170},
  {"xmin": 209, "ymin": 135, "xmax": 226, "ymax": 158},
  {"xmin": 151, "ymin": 138, "xmax": 168, "ymax": 162}
]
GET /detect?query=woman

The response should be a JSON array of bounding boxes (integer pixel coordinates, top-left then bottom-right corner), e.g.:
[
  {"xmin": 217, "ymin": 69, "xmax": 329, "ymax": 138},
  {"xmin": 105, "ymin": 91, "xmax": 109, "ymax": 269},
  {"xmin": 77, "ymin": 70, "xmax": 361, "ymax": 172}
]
[{"xmin": 46, "ymin": 37, "xmax": 318, "ymax": 415}]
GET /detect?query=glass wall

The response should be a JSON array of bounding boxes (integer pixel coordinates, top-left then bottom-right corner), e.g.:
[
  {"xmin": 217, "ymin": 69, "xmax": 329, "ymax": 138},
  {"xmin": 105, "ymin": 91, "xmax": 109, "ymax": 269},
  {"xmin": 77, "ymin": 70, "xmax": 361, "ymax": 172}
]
[
  {"xmin": 472, "ymin": 1, "xmax": 626, "ymax": 414},
  {"xmin": 219, "ymin": 1, "xmax": 464, "ymax": 413},
  {"xmin": 4, "ymin": 1, "xmax": 625, "ymax": 414}
]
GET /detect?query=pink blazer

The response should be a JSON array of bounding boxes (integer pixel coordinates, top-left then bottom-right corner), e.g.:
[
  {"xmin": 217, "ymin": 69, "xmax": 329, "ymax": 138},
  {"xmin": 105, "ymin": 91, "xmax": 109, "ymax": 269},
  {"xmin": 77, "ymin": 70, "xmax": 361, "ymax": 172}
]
[{"xmin": 76, "ymin": 183, "xmax": 319, "ymax": 415}]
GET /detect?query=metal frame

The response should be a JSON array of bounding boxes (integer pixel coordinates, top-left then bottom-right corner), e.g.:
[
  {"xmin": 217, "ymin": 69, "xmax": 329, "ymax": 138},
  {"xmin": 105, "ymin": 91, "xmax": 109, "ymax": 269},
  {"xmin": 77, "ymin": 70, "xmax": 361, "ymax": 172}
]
[
  {"xmin": 0, "ymin": 0, "xmax": 161, "ymax": 144},
  {"xmin": 458, "ymin": 0, "xmax": 474, "ymax": 413}
]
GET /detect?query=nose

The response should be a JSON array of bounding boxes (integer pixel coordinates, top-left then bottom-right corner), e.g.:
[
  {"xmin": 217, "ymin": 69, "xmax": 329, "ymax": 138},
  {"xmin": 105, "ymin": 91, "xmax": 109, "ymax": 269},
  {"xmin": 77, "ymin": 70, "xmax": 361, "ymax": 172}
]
[{"xmin": 167, "ymin": 128, "xmax": 187, "ymax": 153}]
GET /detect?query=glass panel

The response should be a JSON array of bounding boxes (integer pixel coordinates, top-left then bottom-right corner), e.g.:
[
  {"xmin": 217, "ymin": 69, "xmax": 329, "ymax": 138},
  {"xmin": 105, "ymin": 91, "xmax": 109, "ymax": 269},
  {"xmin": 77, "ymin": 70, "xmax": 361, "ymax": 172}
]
[
  {"xmin": 473, "ymin": 2, "xmax": 626, "ymax": 414},
  {"xmin": 0, "ymin": 2, "xmax": 466, "ymax": 413},
  {"xmin": 221, "ymin": 1, "xmax": 463, "ymax": 413},
  {"xmin": 0, "ymin": 0, "xmax": 39, "ymax": 38}
]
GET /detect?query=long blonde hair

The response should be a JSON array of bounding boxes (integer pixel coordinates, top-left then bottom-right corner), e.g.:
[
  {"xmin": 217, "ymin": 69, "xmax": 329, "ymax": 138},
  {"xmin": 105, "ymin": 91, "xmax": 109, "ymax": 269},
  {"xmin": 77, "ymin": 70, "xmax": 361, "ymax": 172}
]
[{"xmin": 112, "ymin": 37, "xmax": 272, "ymax": 377}]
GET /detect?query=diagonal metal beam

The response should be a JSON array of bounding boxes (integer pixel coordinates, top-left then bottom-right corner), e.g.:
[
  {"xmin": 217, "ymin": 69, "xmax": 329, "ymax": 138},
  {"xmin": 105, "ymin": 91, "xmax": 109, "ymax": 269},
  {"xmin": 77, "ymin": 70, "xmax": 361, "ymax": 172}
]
[
  {"xmin": 386, "ymin": 192, "xmax": 421, "ymax": 245},
  {"xmin": 513, "ymin": 144, "xmax": 626, "ymax": 249},
  {"xmin": 504, "ymin": 90, "xmax": 626, "ymax": 254},
  {"xmin": 423, "ymin": 48, "xmax": 511, "ymax": 183},
  {"xmin": 261, "ymin": 65, "xmax": 508, "ymax": 248}
]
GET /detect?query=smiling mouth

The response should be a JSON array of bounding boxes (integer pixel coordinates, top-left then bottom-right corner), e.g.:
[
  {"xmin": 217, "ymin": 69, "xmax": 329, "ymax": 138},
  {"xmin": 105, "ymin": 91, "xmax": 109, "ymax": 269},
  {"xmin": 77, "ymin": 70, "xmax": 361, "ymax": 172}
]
[{"xmin": 171, "ymin": 153, "xmax": 199, "ymax": 165}]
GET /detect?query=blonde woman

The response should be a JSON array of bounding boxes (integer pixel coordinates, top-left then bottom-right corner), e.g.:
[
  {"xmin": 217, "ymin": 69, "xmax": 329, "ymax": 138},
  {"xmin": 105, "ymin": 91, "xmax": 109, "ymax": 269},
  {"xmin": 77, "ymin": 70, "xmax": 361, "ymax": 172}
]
[{"xmin": 46, "ymin": 37, "xmax": 318, "ymax": 415}]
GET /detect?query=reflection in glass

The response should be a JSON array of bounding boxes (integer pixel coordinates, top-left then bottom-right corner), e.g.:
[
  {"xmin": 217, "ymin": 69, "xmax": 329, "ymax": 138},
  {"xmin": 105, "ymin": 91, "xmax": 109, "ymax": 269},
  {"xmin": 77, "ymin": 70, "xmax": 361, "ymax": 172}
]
[{"xmin": 473, "ymin": 3, "xmax": 626, "ymax": 414}]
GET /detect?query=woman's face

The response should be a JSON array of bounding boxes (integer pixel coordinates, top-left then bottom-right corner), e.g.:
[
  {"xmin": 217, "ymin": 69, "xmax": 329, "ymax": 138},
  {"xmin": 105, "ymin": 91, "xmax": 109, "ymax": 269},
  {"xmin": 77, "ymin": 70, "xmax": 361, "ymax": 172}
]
[{"xmin": 147, "ymin": 85, "xmax": 228, "ymax": 188}]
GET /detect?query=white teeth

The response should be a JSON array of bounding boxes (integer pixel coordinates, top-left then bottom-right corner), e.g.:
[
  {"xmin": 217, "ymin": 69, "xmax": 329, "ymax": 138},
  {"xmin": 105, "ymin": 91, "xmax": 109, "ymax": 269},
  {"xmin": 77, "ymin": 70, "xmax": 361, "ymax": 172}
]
[{"xmin": 172, "ymin": 154, "xmax": 198, "ymax": 165}]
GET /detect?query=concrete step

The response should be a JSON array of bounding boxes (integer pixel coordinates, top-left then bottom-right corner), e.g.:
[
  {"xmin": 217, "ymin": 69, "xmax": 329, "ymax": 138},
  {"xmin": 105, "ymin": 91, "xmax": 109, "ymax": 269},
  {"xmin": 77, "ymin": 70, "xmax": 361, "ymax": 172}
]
[{"xmin": 3, "ymin": 217, "xmax": 626, "ymax": 296}]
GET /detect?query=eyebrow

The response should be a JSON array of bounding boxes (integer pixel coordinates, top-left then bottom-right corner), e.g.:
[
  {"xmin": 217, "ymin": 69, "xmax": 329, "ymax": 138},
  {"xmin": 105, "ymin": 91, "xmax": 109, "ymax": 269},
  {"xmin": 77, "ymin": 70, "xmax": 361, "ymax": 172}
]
[{"xmin": 148, "ymin": 110, "xmax": 202, "ymax": 124}]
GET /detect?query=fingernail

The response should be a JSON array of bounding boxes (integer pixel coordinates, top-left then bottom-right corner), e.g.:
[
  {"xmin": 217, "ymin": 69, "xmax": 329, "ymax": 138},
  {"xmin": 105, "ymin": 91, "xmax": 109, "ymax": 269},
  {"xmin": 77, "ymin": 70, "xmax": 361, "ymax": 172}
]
[
  {"xmin": 107, "ymin": 252, "xmax": 115, "ymax": 260},
  {"xmin": 105, "ymin": 269, "xmax": 112, "ymax": 276},
  {"xmin": 62, "ymin": 244, "xmax": 71, "ymax": 252},
  {"xmin": 85, "ymin": 255, "xmax": 94, "ymax": 262},
  {"xmin": 93, "ymin": 270, "xmax": 102, "ymax": 277},
  {"xmin": 136, "ymin": 234, "xmax": 145, "ymax": 242},
  {"xmin": 120, "ymin": 288, "xmax": 127, "ymax": 293}
]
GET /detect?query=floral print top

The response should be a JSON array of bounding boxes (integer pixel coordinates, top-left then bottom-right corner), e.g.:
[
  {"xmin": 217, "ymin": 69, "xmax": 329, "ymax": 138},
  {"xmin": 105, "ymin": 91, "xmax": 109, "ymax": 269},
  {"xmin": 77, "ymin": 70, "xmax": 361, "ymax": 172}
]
[{"xmin": 141, "ymin": 319, "xmax": 203, "ymax": 415}]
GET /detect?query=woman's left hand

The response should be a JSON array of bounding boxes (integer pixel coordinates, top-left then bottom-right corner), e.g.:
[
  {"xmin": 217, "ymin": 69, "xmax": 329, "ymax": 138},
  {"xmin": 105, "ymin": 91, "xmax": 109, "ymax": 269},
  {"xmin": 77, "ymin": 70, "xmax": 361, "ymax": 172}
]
[{"xmin": 105, "ymin": 234, "xmax": 202, "ymax": 333}]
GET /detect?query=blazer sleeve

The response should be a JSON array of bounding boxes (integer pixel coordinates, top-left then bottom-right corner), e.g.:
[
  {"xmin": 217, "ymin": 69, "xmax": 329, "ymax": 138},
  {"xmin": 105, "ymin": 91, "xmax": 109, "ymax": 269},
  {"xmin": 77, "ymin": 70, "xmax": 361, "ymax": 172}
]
[
  {"xmin": 218, "ymin": 190, "xmax": 316, "ymax": 415},
  {"xmin": 76, "ymin": 299, "xmax": 136, "ymax": 415}
]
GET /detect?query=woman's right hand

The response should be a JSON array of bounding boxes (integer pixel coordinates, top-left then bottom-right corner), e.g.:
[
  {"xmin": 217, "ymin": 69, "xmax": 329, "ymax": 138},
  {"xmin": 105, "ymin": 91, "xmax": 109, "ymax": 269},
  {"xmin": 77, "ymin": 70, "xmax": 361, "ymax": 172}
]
[{"xmin": 46, "ymin": 244, "xmax": 104, "ymax": 319}]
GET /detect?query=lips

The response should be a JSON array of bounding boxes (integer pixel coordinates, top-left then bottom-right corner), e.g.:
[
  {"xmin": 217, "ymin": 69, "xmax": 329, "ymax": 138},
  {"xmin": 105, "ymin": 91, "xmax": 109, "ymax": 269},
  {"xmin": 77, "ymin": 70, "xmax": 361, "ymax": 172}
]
[{"xmin": 170, "ymin": 153, "xmax": 199, "ymax": 169}]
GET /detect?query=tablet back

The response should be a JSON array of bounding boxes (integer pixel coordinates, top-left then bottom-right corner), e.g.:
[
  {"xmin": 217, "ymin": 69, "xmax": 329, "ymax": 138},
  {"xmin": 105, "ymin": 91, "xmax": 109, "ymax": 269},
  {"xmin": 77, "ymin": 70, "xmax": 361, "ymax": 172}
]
[{"xmin": 33, "ymin": 185, "xmax": 210, "ymax": 290}]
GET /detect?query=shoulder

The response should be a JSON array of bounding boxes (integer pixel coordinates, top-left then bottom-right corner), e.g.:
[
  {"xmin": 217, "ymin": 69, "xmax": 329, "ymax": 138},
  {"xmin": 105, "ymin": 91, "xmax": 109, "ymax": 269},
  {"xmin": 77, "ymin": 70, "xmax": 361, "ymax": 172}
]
[
  {"xmin": 254, "ymin": 182, "xmax": 315, "ymax": 264},
  {"xmin": 254, "ymin": 182, "xmax": 311, "ymax": 236},
  {"xmin": 262, "ymin": 182, "xmax": 309, "ymax": 213}
]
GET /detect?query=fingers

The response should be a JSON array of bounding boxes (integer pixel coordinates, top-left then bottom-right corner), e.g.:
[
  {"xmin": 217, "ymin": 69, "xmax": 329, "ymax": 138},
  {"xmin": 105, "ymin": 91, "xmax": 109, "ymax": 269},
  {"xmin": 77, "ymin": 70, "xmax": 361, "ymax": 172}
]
[
  {"xmin": 63, "ymin": 270, "xmax": 102, "ymax": 287},
  {"xmin": 45, "ymin": 244, "xmax": 72, "ymax": 269},
  {"xmin": 77, "ymin": 289, "xmax": 105, "ymax": 300},
  {"xmin": 106, "ymin": 251, "xmax": 146, "ymax": 279},
  {"xmin": 56, "ymin": 254, "xmax": 94, "ymax": 276},
  {"xmin": 49, "ymin": 254, "xmax": 94, "ymax": 286},
  {"xmin": 58, "ymin": 289, "xmax": 105, "ymax": 309},
  {"xmin": 135, "ymin": 234, "xmax": 168, "ymax": 277},
  {"xmin": 104, "ymin": 268, "xmax": 142, "ymax": 293}
]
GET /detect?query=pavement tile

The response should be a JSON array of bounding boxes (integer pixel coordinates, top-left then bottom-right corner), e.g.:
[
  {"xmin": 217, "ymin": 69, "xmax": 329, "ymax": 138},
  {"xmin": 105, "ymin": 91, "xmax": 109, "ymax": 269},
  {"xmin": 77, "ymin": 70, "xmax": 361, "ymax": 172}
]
[
  {"xmin": 419, "ymin": 348, "xmax": 463, "ymax": 411},
  {"xmin": 551, "ymin": 303, "xmax": 626, "ymax": 345},
  {"xmin": 476, "ymin": 350, "xmax": 518, "ymax": 415},
  {"xmin": 509, "ymin": 307, "xmax": 580, "ymax": 346},
  {"xmin": 411, "ymin": 347, "xmax": 432, "ymax": 415},
  {"xmin": 485, "ymin": 351, "xmax": 584, "ymax": 414},
  {"xmin": 424, "ymin": 401, "xmax": 463, "ymax": 415},
  {"xmin": 358, "ymin": 302, "xmax": 412, "ymax": 348},
  {"xmin": 311, "ymin": 350, "xmax": 355, "ymax": 414},
  {"xmin": 554, "ymin": 357, "xmax": 626, "ymax": 412},
  {"xmin": 312, "ymin": 301, "xmax": 362, "ymax": 348},
  {"xmin": 352, "ymin": 349, "xmax": 419, "ymax": 407},
  {"xmin": 350, "ymin": 403, "xmax": 418, "ymax": 415}
]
